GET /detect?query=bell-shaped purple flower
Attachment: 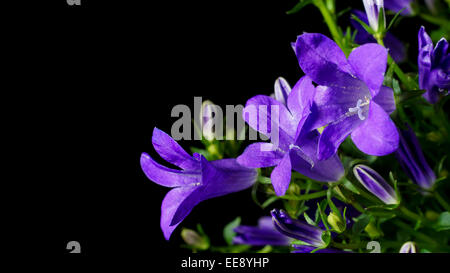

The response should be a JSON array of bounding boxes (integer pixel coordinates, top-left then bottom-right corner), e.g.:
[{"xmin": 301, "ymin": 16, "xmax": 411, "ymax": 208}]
[
  {"xmin": 353, "ymin": 164, "xmax": 399, "ymax": 205},
  {"xmin": 233, "ymin": 217, "xmax": 292, "ymax": 246},
  {"xmin": 294, "ymin": 33, "xmax": 399, "ymax": 160},
  {"xmin": 271, "ymin": 209, "xmax": 326, "ymax": 247},
  {"xmin": 351, "ymin": 9, "xmax": 406, "ymax": 63},
  {"xmin": 395, "ymin": 125, "xmax": 436, "ymax": 190},
  {"xmin": 418, "ymin": 26, "xmax": 450, "ymax": 104},
  {"xmin": 399, "ymin": 241, "xmax": 417, "ymax": 253},
  {"xmin": 237, "ymin": 76, "xmax": 344, "ymax": 196},
  {"xmin": 362, "ymin": 0, "xmax": 385, "ymax": 32},
  {"xmin": 140, "ymin": 128, "xmax": 258, "ymax": 240},
  {"xmin": 385, "ymin": 0, "xmax": 413, "ymax": 15}
]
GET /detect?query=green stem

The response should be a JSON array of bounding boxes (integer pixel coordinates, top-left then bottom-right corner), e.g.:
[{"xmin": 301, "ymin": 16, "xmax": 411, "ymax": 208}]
[
  {"xmin": 392, "ymin": 220, "xmax": 438, "ymax": 246},
  {"xmin": 398, "ymin": 205, "xmax": 423, "ymax": 223},
  {"xmin": 279, "ymin": 190, "xmax": 327, "ymax": 201},
  {"xmin": 434, "ymin": 191, "xmax": 450, "ymax": 212},
  {"xmin": 314, "ymin": 0, "xmax": 344, "ymax": 51}
]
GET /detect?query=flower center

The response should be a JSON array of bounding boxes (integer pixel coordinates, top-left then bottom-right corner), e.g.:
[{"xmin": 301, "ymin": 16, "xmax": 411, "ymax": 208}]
[{"xmin": 348, "ymin": 96, "xmax": 370, "ymax": 120}]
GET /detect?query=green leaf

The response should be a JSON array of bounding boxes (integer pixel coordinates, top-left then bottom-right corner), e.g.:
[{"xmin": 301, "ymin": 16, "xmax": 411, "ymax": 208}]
[
  {"xmin": 286, "ymin": 0, "xmax": 313, "ymax": 15},
  {"xmin": 434, "ymin": 212, "xmax": 450, "ymax": 231},
  {"xmin": 342, "ymin": 178, "xmax": 360, "ymax": 194},
  {"xmin": 351, "ymin": 14, "xmax": 375, "ymax": 35},
  {"xmin": 257, "ymin": 176, "xmax": 272, "ymax": 184},
  {"xmin": 261, "ymin": 196, "xmax": 280, "ymax": 209},
  {"xmin": 223, "ymin": 217, "xmax": 241, "ymax": 245},
  {"xmin": 304, "ymin": 212, "xmax": 317, "ymax": 226},
  {"xmin": 386, "ymin": 7, "xmax": 406, "ymax": 31},
  {"xmin": 317, "ymin": 201, "xmax": 330, "ymax": 231}
]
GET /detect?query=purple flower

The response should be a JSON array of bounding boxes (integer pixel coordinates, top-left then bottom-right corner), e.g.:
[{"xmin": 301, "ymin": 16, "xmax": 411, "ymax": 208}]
[
  {"xmin": 233, "ymin": 217, "xmax": 292, "ymax": 246},
  {"xmin": 295, "ymin": 33, "xmax": 399, "ymax": 160},
  {"xmin": 385, "ymin": 0, "xmax": 414, "ymax": 15},
  {"xmin": 399, "ymin": 241, "xmax": 417, "ymax": 253},
  {"xmin": 353, "ymin": 164, "xmax": 399, "ymax": 205},
  {"xmin": 418, "ymin": 26, "xmax": 450, "ymax": 104},
  {"xmin": 140, "ymin": 128, "xmax": 258, "ymax": 240},
  {"xmin": 237, "ymin": 76, "xmax": 344, "ymax": 196},
  {"xmin": 351, "ymin": 10, "xmax": 406, "ymax": 63},
  {"xmin": 362, "ymin": 0, "xmax": 385, "ymax": 32},
  {"xmin": 271, "ymin": 209, "xmax": 326, "ymax": 247},
  {"xmin": 395, "ymin": 124, "xmax": 436, "ymax": 190},
  {"xmin": 292, "ymin": 245, "xmax": 350, "ymax": 253}
]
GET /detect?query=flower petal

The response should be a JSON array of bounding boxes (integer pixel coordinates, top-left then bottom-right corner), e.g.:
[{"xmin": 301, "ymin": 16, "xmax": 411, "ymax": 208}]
[
  {"xmin": 318, "ymin": 113, "xmax": 364, "ymax": 160},
  {"xmin": 351, "ymin": 102, "xmax": 399, "ymax": 156},
  {"xmin": 291, "ymin": 131, "xmax": 344, "ymax": 182},
  {"xmin": 271, "ymin": 153, "xmax": 292, "ymax": 196},
  {"xmin": 152, "ymin": 127, "xmax": 200, "ymax": 170},
  {"xmin": 353, "ymin": 164, "xmax": 398, "ymax": 204},
  {"xmin": 348, "ymin": 43, "xmax": 387, "ymax": 97},
  {"xmin": 161, "ymin": 187, "xmax": 197, "ymax": 240},
  {"xmin": 295, "ymin": 33, "xmax": 363, "ymax": 88},
  {"xmin": 373, "ymin": 85, "xmax": 396, "ymax": 114},
  {"xmin": 140, "ymin": 152, "xmax": 200, "ymax": 187},
  {"xmin": 287, "ymin": 76, "xmax": 315, "ymax": 122},
  {"xmin": 237, "ymin": 142, "xmax": 284, "ymax": 168},
  {"xmin": 243, "ymin": 95, "xmax": 296, "ymax": 149}
]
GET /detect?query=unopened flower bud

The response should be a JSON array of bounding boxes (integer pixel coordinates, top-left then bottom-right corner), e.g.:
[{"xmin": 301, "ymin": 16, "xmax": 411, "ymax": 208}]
[{"xmin": 327, "ymin": 212, "xmax": 346, "ymax": 233}]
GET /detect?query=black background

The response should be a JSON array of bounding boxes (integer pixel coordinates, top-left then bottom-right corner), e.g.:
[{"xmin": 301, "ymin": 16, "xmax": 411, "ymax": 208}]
[{"xmin": 14, "ymin": 0, "xmax": 439, "ymax": 264}]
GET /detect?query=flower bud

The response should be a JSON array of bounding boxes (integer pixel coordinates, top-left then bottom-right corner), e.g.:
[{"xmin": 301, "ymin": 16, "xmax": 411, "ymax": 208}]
[
  {"xmin": 363, "ymin": 0, "xmax": 385, "ymax": 32},
  {"xmin": 399, "ymin": 241, "xmax": 417, "ymax": 253},
  {"xmin": 181, "ymin": 228, "xmax": 209, "ymax": 250},
  {"xmin": 327, "ymin": 212, "xmax": 346, "ymax": 233},
  {"xmin": 353, "ymin": 164, "xmax": 399, "ymax": 205}
]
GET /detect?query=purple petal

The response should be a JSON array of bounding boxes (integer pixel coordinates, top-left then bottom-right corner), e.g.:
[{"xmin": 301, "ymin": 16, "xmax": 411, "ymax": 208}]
[
  {"xmin": 385, "ymin": 0, "xmax": 413, "ymax": 15},
  {"xmin": 243, "ymin": 95, "xmax": 296, "ymax": 149},
  {"xmin": 152, "ymin": 127, "xmax": 200, "ymax": 170},
  {"xmin": 291, "ymin": 131, "xmax": 344, "ymax": 182},
  {"xmin": 348, "ymin": 43, "xmax": 388, "ymax": 97},
  {"xmin": 274, "ymin": 77, "xmax": 292, "ymax": 105},
  {"xmin": 399, "ymin": 241, "xmax": 417, "ymax": 253},
  {"xmin": 271, "ymin": 209, "xmax": 325, "ymax": 247},
  {"xmin": 233, "ymin": 216, "xmax": 291, "ymax": 246},
  {"xmin": 140, "ymin": 152, "xmax": 200, "ymax": 188},
  {"xmin": 384, "ymin": 32, "xmax": 407, "ymax": 63},
  {"xmin": 395, "ymin": 125, "xmax": 436, "ymax": 189},
  {"xmin": 287, "ymin": 76, "xmax": 315, "ymax": 122},
  {"xmin": 351, "ymin": 102, "xmax": 399, "ymax": 156},
  {"xmin": 295, "ymin": 33, "xmax": 364, "ymax": 89},
  {"xmin": 171, "ymin": 157, "xmax": 257, "ymax": 226},
  {"xmin": 432, "ymin": 38, "xmax": 449, "ymax": 66},
  {"xmin": 161, "ymin": 187, "xmax": 197, "ymax": 240},
  {"xmin": 304, "ymin": 84, "xmax": 370, "ymax": 131},
  {"xmin": 353, "ymin": 164, "xmax": 398, "ymax": 204},
  {"xmin": 271, "ymin": 153, "xmax": 293, "ymax": 196},
  {"xmin": 373, "ymin": 85, "xmax": 396, "ymax": 114},
  {"xmin": 318, "ymin": 113, "xmax": 365, "ymax": 161},
  {"xmin": 237, "ymin": 142, "xmax": 284, "ymax": 168}
]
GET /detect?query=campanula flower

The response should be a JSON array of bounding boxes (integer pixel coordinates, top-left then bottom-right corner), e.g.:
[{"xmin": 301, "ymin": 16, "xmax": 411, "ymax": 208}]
[
  {"xmin": 140, "ymin": 128, "xmax": 257, "ymax": 239},
  {"xmin": 233, "ymin": 216, "xmax": 292, "ymax": 246},
  {"xmin": 353, "ymin": 164, "xmax": 399, "ymax": 204},
  {"xmin": 396, "ymin": 124, "xmax": 436, "ymax": 190},
  {"xmin": 351, "ymin": 9, "xmax": 406, "ymax": 63},
  {"xmin": 418, "ymin": 26, "xmax": 450, "ymax": 104},
  {"xmin": 237, "ymin": 76, "xmax": 344, "ymax": 196},
  {"xmin": 362, "ymin": 0, "xmax": 385, "ymax": 32},
  {"xmin": 271, "ymin": 209, "xmax": 326, "ymax": 247},
  {"xmin": 384, "ymin": 0, "xmax": 413, "ymax": 15},
  {"xmin": 399, "ymin": 241, "xmax": 417, "ymax": 253},
  {"xmin": 295, "ymin": 33, "xmax": 399, "ymax": 160}
]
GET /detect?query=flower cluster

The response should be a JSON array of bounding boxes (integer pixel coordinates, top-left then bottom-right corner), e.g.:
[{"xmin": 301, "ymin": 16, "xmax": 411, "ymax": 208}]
[{"xmin": 141, "ymin": 0, "xmax": 450, "ymax": 253}]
